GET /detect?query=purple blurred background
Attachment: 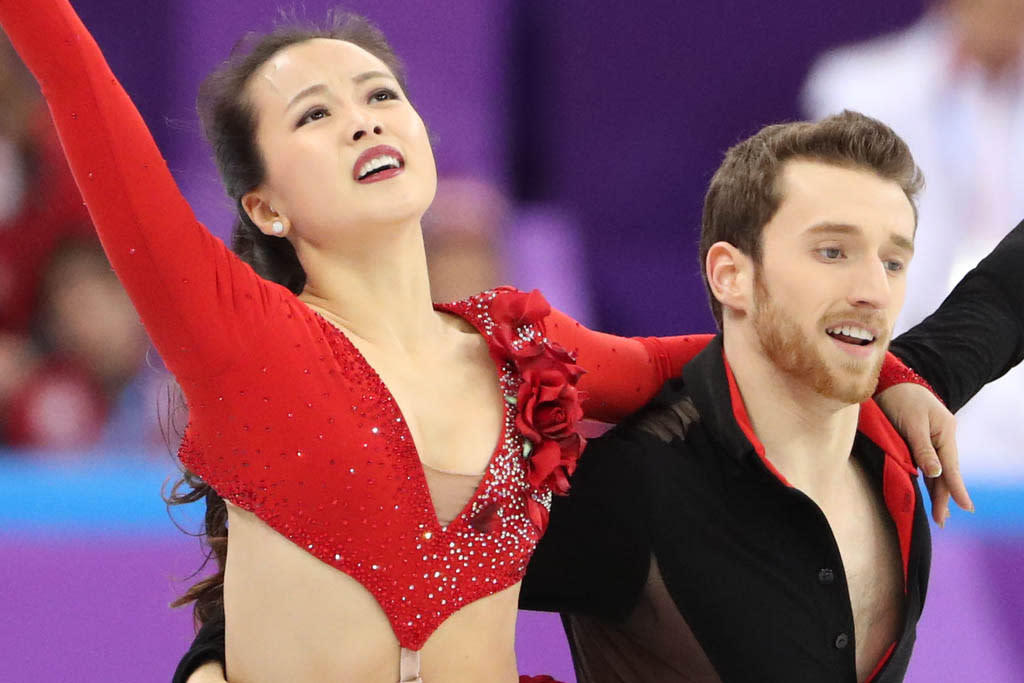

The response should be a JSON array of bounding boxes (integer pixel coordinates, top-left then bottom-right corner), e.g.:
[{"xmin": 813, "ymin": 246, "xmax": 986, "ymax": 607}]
[{"xmin": 4, "ymin": 0, "xmax": 1024, "ymax": 681}]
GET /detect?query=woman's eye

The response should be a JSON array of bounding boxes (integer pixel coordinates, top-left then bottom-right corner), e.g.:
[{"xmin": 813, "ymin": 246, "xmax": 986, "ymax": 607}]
[
  {"xmin": 370, "ymin": 88, "xmax": 399, "ymax": 103},
  {"xmin": 297, "ymin": 107, "xmax": 330, "ymax": 127},
  {"xmin": 818, "ymin": 246, "xmax": 844, "ymax": 260}
]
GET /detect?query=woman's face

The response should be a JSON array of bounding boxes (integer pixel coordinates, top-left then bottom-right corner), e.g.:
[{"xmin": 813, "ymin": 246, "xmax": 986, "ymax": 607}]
[{"xmin": 244, "ymin": 38, "xmax": 437, "ymax": 245}]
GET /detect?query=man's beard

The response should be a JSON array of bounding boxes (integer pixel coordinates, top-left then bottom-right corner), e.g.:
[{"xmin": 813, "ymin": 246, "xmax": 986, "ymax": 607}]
[{"xmin": 751, "ymin": 276, "xmax": 886, "ymax": 405}]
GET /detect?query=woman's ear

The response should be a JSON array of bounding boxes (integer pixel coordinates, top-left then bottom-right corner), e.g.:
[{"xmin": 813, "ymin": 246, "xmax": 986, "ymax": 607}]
[
  {"xmin": 241, "ymin": 189, "xmax": 288, "ymax": 237},
  {"xmin": 706, "ymin": 241, "xmax": 755, "ymax": 320}
]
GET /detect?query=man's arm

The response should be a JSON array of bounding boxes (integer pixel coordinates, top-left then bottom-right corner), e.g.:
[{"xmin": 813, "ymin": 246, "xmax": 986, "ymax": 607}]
[
  {"xmin": 890, "ymin": 219, "xmax": 1024, "ymax": 413},
  {"xmin": 182, "ymin": 662, "xmax": 225, "ymax": 683},
  {"xmin": 520, "ymin": 431, "xmax": 654, "ymax": 619},
  {"xmin": 172, "ymin": 615, "xmax": 225, "ymax": 683}
]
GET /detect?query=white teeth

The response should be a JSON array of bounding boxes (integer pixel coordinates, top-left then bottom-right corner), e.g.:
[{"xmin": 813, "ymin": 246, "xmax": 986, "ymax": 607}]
[
  {"xmin": 357, "ymin": 154, "xmax": 401, "ymax": 179},
  {"xmin": 827, "ymin": 325, "xmax": 875, "ymax": 342}
]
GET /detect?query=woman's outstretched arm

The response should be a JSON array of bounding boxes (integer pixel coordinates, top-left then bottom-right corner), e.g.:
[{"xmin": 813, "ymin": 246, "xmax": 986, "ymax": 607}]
[
  {"xmin": 0, "ymin": 0, "xmax": 286, "ymax": 381},
  {"xmin": 541, "ymin": 308, "xmax": 710, "ymax": 422}
]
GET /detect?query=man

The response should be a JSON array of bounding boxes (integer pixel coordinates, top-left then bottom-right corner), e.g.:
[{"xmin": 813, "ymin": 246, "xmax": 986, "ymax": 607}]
[
  {"xmin": 520, "ymin": 111, "xmax": 1019, "ymax": 682},
  {"xmin": 174, "ymin": 111, "xmax": 1024, "ymax": 681}
]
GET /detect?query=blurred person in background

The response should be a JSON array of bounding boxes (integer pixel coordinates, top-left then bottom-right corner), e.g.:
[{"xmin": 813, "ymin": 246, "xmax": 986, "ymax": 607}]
[
  {"xmin": 0, "ymin": 31, "xmax": 92, "ymax": 335},
  {"xmin": 423, "ymin": 177, "xmax": 507, "ymax": 304},
  {"xmin": 803, "ymin": 0, "xmax": 1024, "ymax": 482},
  {"xmin": 0, "ymin": 31, "xmax": 156, "ymax": 451},
  {"xmin": 423, "ymin": 177, "xmax": 595, "ymax": 326},
  {"xmin": 3, "ymin": 238, "xmax": 156, "ymax": 449}
]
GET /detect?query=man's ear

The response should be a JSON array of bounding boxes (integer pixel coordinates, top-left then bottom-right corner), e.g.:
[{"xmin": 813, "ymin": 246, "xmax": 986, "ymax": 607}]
[
  {"xmin": 241, "ymin": 189, "xmax": 286, "ymax": 237},
  {"xmin": 706, "ymin": 241, "xmax": 755, "ymax": 318}
]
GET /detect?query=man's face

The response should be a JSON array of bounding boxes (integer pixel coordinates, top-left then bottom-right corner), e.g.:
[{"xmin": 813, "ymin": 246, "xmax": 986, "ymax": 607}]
[{"xmin": 752, "ymin": 159, "xmax": 916, "ymax": 404}]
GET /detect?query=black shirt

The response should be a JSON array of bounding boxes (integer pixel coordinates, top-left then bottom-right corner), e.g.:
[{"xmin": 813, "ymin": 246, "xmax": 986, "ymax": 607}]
[{"xmin": 520, "ymin": 336, "xmax": 930, "ymax": 683}]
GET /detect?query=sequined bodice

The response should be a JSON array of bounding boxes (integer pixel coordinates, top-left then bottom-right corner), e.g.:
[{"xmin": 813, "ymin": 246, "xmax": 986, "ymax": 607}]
[{"xmin": 179, "ymin": 290, "xmax": 547, "ymax": 649}]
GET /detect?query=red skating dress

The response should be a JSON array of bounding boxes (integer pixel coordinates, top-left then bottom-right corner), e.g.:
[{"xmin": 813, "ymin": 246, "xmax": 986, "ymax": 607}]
[{"xmin": 0, "ymin": 2, "xmax": 924, "ymax": 681}]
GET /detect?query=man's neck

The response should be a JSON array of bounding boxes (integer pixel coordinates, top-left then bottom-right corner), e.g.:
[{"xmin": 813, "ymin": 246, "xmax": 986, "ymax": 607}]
[{"xmin": 722, "ymin": 332, "xmax": 862, "ymax": 500}]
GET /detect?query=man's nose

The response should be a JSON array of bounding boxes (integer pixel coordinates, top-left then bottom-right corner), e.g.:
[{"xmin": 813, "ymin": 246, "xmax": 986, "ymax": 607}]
[{"xmin": 848, "ymin": 258, "xmax": 891, "ymax": 309}]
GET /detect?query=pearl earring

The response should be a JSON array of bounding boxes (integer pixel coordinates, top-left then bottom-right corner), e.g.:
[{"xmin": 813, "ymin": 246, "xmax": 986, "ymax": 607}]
[{"xmin": 271, "ymin": 220, "xmax": 285, "ymax": 235}]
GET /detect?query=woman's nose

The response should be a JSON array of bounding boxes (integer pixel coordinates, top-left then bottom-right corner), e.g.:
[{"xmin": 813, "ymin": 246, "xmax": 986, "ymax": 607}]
[{"xmin": 352, "ymin": 125, "xmax": 383, "ymax": 142}]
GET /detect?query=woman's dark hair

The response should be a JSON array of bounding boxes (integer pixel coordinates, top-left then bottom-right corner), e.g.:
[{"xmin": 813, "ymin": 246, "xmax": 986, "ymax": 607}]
[{"xmin": 166, "ymin": 9, "xmax": 408, "ymax": 629}]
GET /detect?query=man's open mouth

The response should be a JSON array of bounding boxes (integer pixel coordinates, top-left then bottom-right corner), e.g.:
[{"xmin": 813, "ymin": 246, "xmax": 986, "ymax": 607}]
[{"xmin": 825, "ymin": 325, "xmax": 876, "ymax": 346}]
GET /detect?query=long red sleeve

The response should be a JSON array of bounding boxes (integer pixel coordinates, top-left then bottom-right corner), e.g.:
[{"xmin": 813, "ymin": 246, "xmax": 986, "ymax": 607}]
[
  {"xmin": 0, "ymin": 0, "xmax": 288, "ymax": 381},
  {"xmin": 542, "ymin": 308, "xmax": 712, "ymax": 422}
]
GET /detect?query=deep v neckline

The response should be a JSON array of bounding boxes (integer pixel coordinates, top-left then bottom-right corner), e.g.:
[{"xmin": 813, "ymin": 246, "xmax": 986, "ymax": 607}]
[{"xmin": 307, "ymin": 303, "xmax": 511, "ymax": 533}]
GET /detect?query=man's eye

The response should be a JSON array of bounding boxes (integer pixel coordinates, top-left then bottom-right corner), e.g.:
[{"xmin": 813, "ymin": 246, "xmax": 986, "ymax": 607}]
[
  {"xmin": 297, "ymin": 107, "xmax": 330, "ymax": 127},
  {"xmin": 885, "ymin": 260, "xmax": 905, "ymax": 273},
  {"xmin": 819, "ymin": 247, "xmax": 844, "ymax": 260}
]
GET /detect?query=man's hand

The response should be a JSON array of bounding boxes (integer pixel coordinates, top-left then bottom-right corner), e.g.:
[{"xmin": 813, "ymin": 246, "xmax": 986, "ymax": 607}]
[
  {"xmin": 186, "ymin": 662, "xmax": 227, "ymax": 683},
  {"xmin": 875, "ymin": 382, "xmax": 974, "ymax": 526}
]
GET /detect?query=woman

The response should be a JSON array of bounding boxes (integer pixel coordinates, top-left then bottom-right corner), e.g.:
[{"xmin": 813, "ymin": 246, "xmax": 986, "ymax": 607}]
[{"xmin": 0, "ymin": 2, "xmax": 960, "ymax": 681}]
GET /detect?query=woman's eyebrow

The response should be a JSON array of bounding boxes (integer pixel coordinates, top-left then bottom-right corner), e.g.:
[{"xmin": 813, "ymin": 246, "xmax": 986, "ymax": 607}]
[
  {"xmin": 286, "ymin": 71, "xmax": 394, "ymax": 111},
  {"xmin": 353, "ymin": 69, "xmax": 393, "ymax": 83},
  {"xmin": 287, "ymin": 83, "xmax": 327, "ymax": 110}
]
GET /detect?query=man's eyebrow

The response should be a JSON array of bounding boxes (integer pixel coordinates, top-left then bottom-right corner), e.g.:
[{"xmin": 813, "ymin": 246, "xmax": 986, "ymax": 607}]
[
  {"xmin": 805, "ymin": 222, "xmax": 858, "ymax": 237},
  {"xmin": 805, "ymin": 222, "xmax": 914, "ymax": 253},
  {"xmin": 889, "ymin": 233, "xmax": 915, "ymax": 254}
]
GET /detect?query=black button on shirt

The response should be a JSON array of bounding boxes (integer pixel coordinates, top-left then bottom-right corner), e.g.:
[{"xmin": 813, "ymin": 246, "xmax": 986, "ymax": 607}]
[{"xmin": 819, "ymin": 568, "xmax": 835, "ymax": 584}]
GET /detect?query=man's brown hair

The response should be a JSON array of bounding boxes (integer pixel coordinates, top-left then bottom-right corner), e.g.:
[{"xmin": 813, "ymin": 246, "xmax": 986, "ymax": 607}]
[{"xmin": 699, "ymin": 110, "xmax": 924, "ymax": 327}]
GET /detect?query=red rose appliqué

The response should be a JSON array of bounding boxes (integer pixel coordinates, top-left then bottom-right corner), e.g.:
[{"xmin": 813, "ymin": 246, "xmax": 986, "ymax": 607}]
[{"xmin": 489, "ymin": 288, "xmax": 587, "ymax": 532}]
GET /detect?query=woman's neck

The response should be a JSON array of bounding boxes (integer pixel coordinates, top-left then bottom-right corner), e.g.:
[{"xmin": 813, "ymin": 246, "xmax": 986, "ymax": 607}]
[{"xmin": 296, "ymin": 220, "xmax": 445, "ymax": 352}]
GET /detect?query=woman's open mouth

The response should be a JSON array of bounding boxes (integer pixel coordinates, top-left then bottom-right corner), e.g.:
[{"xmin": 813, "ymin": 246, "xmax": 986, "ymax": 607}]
[{"xmin": 353, "ymin": 145, "xmax": 405, "ymax": 183}]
